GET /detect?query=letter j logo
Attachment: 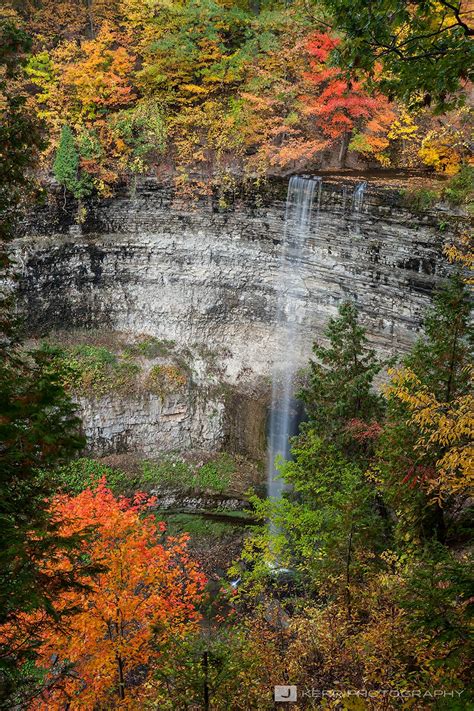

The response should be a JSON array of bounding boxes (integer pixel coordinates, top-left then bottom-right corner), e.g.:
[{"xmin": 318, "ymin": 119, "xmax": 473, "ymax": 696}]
[{"xmin": 274, "ymin": 685, "xmax": 297, "ymax": 702}]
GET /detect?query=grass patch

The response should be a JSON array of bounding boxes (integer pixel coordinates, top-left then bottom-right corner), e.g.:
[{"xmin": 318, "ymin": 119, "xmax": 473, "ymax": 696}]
[
  {"xmin": 51, "ymin": 453, "xmax": 237, "ymax": 496},
  {"xmin": 38, "ymin": 342, "xmax": 141, "ymax": 396},
  {"xmin": 400, "ymin": 187, "xmax": 439, "ymax": 212},
  {"xmin": 143, "ymin": 453, "xmax": 235, "ymax": 493},
  {"xmin": 125, "ymin": 336, "xmax": 176, "ymax": 359},
  {"xmin": 159, "ymin": 513, "xmax": 231, "ymax": 540},
  {"xmin": 49, "ymin": 458, "xmax": 132, "ymax": 495},
  {"xmin": 442, "ymin": 164, "xmax": 474, "ymax": 210}
]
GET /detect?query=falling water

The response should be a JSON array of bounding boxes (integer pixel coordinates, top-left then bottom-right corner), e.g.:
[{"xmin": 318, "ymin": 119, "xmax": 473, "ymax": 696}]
[
  {"xmin": 267, "ymin": 176, "xmax": 321, "ymax": 500},
  {"xmin": 352, "ymin": 181, "xmax": 367, "ymax": 213}
]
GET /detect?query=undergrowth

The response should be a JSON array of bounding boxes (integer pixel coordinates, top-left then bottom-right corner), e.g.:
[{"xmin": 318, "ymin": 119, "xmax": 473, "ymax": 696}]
[
  {"xmin": 38, "ymin": 343, "xmax": 140, "ymax": 396},
  {"xmin": 52, "ymin": 453, "xmax": 236, "ymax": 495}
]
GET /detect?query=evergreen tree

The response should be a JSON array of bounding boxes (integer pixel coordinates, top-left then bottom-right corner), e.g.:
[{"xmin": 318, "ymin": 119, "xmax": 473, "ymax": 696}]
[
  {"xmin": 404, "ymin": 273, "xmax": 473, "ymax": 403},
  {"xmin": 300, "ymin": 301, "xmax": 385, "ymax": 454},
  {"xmin": 53, "ymin": 124, "xmax": 80, "ymax": 196}
]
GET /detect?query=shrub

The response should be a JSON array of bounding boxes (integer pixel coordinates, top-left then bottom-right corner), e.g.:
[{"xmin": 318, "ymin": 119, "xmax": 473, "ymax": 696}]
[
  {"xmin": 401, "ymin": 187, "xmax": 438, "ymax": 212},
  {"xmin": 443, "ymin": 164, "xmax": 474, "ymax": 208},
  {"xmin": 142, "ymin": 454, "xmax": 235, "ymax": 493},
  {"xmin": 125, "ymin": 336, "xmax": 177, "ymax": 359},
  {"xmin": 49, "ymin": 458, "xmax": 132, "ymax": 495},
  {"xmin": 147, "ymin": 364, "xmax": 187, "ymax": 397},
  {"xmin": 37, "ymin": 343, "xmax": 141, "ymax": 396},
  {"xmin": 51, "ymin": 454, "xmax": 237, "ymax": 497},
  {"xmin": 194, "ymin": 453, "xmax": 234, "ymax": 493}
]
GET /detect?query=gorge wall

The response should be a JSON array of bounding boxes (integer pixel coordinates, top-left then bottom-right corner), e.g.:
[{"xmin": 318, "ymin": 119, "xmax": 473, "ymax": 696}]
[{"xmin": 11, "ymin": 176, "xmax": 459, "ymax": 460}]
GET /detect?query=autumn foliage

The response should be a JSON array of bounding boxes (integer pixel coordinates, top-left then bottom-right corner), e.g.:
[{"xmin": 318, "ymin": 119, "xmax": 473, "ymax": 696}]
[
  {"xmin": 303, "ymin": 33, "xmax": 395, "ymax": 160},
  {"xmin": 3, "ymin": 481, "xmax": 206, "ymax": 709},
  {"xmin": 1, "ymin": 0, "xmax": 468, "ymax": 195}
]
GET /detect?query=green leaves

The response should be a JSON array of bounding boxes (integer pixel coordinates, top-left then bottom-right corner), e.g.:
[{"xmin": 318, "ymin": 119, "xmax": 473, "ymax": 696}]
[
  {"xmin": 299, "ymin": 301, "xmax": 385, "ymax": 459},
  {"xmin": 52, "ymin": 125, "xmax": 94, "ymax": 200}
]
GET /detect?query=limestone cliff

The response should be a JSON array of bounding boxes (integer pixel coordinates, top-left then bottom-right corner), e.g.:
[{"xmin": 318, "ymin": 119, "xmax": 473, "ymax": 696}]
[{"xmin": 10, "ymin": 176, "xmax": 462, "ymax": 459}]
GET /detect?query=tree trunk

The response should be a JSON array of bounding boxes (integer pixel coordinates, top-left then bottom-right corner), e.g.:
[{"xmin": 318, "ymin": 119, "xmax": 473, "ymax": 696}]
[
  {"xmin": 84, "ymin": 0, "xmax": 95, "ymax": 38},
  {"xmin": 338, "ymin": 132, "xmax": 350, "ymax": 168},
  {"xmin": 345, "ymin": 524, "xmax": 354, "ymax": 621},
  {"xmin": 117, "ymin": 655, "xmax": 125, "ymax": 701}
]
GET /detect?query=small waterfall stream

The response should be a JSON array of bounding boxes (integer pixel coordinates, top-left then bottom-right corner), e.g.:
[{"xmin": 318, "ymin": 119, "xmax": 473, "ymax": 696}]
[
  {"xmin": 352, "ymin": 180, "xmax": 367, "ymax": 212},
  {"xmin": 267, "ymin": 176, "xmax": 320, "ymax": 500}
]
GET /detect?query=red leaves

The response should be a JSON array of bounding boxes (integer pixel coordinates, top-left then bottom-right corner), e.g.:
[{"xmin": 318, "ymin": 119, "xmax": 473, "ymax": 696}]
[
  {"xmin": 306, "ymin": 32, "xmax": 340, "ymax": 63},
  {"xmin": 302, "ymin": 32, "xmax": 394, "ymax": 145},
  {"xmin": 402, "ymin": 465, "xmax": 436, "ymax": 489},
  {"xmin": 11, "ymin": 482, "xmax": 206, "ymax": 709},
  {"xmin": 345, "ymin": 419, "xmax": 383, "ymax": 443}
]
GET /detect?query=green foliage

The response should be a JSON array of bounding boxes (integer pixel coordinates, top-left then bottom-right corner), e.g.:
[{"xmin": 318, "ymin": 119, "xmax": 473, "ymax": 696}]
[
  {"xmin": 0, "ymin": 12, "xmax": 42, "ymax": 259},
  {"xmin": 299, "ymin": 301, "xmax": 385, "ymax": 457},
  {"xmin": 404, "ymin": 273, "xmax": 473, "ymax": 403},
  {"xmin": 377, "ymin": 274, "xmax": 473, "ymax": 543},
  {"xmin": 236, "ymin": 276, "xmax": 472, "ymax": 697},
  {"xmin": 247, "ymin": 431, "xmax": 387, "ymax": 597},
  {"xmin": 0, "ymin": 15, "xmax": 90, "ymax": 703},
  {"xmin": 161, "ymin": 513, "xmax": 231, "ymax": 540},
  {"xmin": 38, "ymin": 342, "xmax": 141, "ymax": 396},
  {"xmin": 125, "ymin": 336, "xmax": 176, "ymax": 359},
  {"xmin": 0, "ymin": 347, "xmax": 85, "ymax": 701},
  {"xmin": 53, "ymin": 126, "xmax": 84, "ymax": 197},
  {"xmin": 399, "ymin": 543, "xmax": 473, "ymax": 648},
  {"xmin": 443, "ymin": 164, "xmax": 474, "ymax": 208},
  {"xmin": 153, "ymin": 628, "xmax": 263, "ymax": 710},
  {"xmin": 196, "ymin": 453, "xmax": 235, "ymax": 493},
  {"xmin": 53, "ymin": 125, "xmax": 92, "ymax": 199},
  {"xmin": 142, "ymin": 453, "xmax": 235, "ymax": 493},
  {"xmin": 54, "ymin": 453, "xmax": 237, "ymax": 497},
  {"xmin": 401, "ymin": 187, "xmax": 439, "ymax": 212},
  {"xmin": 110, "ymin": 99, "xmax": 167, "ymax": 172},
  {"xmin": 51, "ymin": 457, "xmax": 130, "ymax": 495}
]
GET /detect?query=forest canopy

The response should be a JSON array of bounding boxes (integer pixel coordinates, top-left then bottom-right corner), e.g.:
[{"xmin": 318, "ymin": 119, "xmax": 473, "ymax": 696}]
[{"xmin": 1, "ymin": 0, "xmax": 472, "ymax": 196}]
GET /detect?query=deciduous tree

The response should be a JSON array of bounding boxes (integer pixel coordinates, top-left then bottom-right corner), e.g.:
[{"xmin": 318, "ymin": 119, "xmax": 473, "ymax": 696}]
[
  {"xmin": 314, "ymin": 0, "xmax": 474, "ymax": 108},
  {"xmin": 25, "ymin": 482, "xmax": 206, "ymax": 709}
]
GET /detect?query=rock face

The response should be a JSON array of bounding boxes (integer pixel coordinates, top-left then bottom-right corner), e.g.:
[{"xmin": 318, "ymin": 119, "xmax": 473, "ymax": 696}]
[
  {"xmin": 77, "ymin": 390, "xmax": 225, "ymax": 458},
  {"xmin": 11, "ymin": 176, "xmax": 459, "ymax": 458}
]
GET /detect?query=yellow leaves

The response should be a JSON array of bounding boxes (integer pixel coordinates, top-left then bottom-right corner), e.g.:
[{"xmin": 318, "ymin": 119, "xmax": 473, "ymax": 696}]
[
  {"xmin": 388, "ymin": 108, "xmax": 419, "ymax": 140},
  {"xmin": 444, "ymin": 236, "xmax": 474, "ymax": 285},
  {"xmin": 418, "ymin": 127, "xmax": 467, "ymax": 175},
  {"xmin": 181, "ymin": 83, "xmax": 210, "ymax": 94},
  {"xmin": 386, "ymin": 367, "xmax": 474, "ymax": 501},
  {"xmin": 57, "ymin": 23, "xmax": 136, "ymax": 120}
]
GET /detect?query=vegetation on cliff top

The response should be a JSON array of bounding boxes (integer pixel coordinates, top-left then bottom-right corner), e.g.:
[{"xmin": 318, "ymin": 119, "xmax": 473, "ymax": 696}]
[{"xmin": 1, "ymin": 1, "xmax": 472, "ymax": 198}]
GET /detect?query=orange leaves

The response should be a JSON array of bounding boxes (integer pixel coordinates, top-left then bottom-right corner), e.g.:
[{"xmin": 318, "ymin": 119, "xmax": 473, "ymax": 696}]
[
  {"xmin": 61, "ymin": 23, "xmax": 136, "ymax": 120},
  {"xmin": 15, "ymin": 481, "xmax": 206, "ymax": 709}
]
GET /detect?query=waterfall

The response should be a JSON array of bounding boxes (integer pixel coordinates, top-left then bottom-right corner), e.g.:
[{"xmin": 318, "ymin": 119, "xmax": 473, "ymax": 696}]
[
  {"xmin": 267, "ymin": 175, "xmax": 320, "ymax": 500},
  {"xmin": 352, "ymin": 181, "xmax": 367, "ymax": 213}
]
